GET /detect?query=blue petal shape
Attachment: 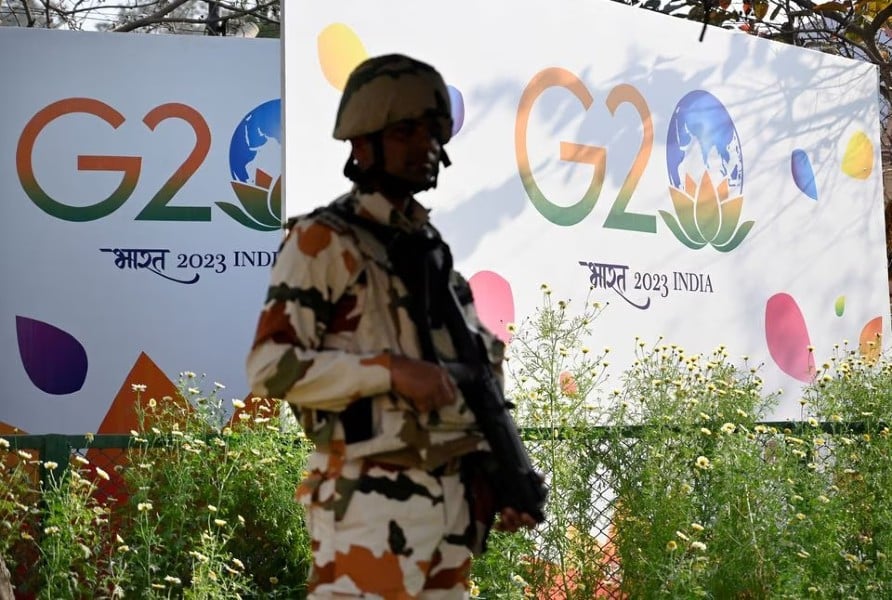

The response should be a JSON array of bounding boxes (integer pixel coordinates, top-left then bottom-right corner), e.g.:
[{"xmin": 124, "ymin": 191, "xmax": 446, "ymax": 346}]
[
  {"xmin": 16, "ymin": 316, "xmax": 88, "ymax": 395},
  {"xmin": 791, "ymin": 149, "xmax": 818, "ymax": 200},
  {"xmin": 448, "ymin": 85, "xmax": 465, "ymax": 137}
]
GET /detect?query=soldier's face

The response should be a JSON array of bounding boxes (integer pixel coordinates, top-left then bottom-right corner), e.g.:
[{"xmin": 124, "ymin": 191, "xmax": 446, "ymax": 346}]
[{"xmin": 377, "ymin": 117, "xmax": 442, "ymax": 190}]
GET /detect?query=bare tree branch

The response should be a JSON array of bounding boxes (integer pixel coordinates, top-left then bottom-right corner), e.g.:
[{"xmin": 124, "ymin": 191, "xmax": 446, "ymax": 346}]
[
  {"xmin": 19, "ymin": 0, "xmax": 34, "ymax": 26},
  {"xmin": 112, "ymin": 0, "xmax": 193, "ymax": 32}
]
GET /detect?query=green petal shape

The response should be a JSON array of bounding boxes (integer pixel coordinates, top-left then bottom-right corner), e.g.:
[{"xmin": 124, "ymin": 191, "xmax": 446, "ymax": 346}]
[
  {"xmin": 215, "ymin": 201, "xmax": 278, "ymax": 232},
  {"xmin": 714, "ymin": 196, "xmax": 744, "ymax": 246},
  {"xmin": 694, "ymin": 172, "xmax": 721, "ymax": 242},
  {"xmin": 668, "ymin": 187, "xmax": 707, "ymax": 244},
  {"xmin": 712, "ymin": 220, "xmax": 754, "ymax": 252},
  {"xmin": 835, "ymin": 296, "xmax": 845, "ymax": 317},
  {"xmin": 231, "ymin": 182, "xmax": 280, "ymax": 228},
  {"xmin": 659, "ymin": 210, "xmax": 708, "ymax": 249}
]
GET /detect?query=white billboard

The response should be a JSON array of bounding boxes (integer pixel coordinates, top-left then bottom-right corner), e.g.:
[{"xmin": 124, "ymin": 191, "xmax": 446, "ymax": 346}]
[
  {"xmin": 1, "ymin": 29, "xmax": 281, "ymax": 434},
  {"xmin": 282, "ymin": 0, "xmax": 889, "ymax": 419}
]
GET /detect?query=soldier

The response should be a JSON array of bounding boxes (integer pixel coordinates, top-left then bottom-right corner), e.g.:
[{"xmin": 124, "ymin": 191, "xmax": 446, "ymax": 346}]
[{"xmin": 247, "ymin": 54, "xmax": 536, "ymax": 599}]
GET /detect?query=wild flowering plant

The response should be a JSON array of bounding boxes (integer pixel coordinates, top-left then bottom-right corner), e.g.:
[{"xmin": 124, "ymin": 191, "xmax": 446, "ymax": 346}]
[
  {"xmin": 0, "ymin": 376, "xmax": 312, "ymax": 599},
  {"xmin": 472, "ymin": 287, "xmax": 615, "ymax": 599},
  {"xmin": 604, "ymin": 339, "xmax": 892, "ymax": 598},
  {"xmin": 121, "ymin": 376, "xmax": 313, "ymax": 598}
]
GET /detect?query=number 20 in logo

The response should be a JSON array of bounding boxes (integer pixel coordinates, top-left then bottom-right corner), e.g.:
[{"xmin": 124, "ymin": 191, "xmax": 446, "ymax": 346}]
[
  {"xmin": 16, "ymin": 97, "xmax": 282, "ymax": 231},
  {"xmin": 515, "ymin": 68, "xmax": 753, "ymax": 252}
]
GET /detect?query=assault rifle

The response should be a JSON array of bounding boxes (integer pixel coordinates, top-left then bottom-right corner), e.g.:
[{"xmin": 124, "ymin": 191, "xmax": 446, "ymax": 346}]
[
  {"xmin": 440, "ymin": 286, "xmax": 549, "ymax": 524},
  {"xmin": 325, "ymin": 199, "xmax": 548, "ymax": 523}
]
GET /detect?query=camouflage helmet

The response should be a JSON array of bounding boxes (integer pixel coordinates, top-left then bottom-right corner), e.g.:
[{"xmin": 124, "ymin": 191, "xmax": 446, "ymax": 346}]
[{"xmin": 333, "ymin": 54, "xmax": 453, "ymax": 143}]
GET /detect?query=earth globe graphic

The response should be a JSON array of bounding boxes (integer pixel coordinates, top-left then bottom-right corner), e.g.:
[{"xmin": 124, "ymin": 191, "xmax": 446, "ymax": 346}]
[
  {"xmin": 666, "ymin": 90, "xmax": 743, "ymax": 195},
  {"xmin": 229, "ymin": 98, "xmax": 281, "ymax": 186}
]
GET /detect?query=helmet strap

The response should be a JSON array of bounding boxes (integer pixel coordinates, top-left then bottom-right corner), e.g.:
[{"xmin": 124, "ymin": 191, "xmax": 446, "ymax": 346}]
[{"xmin": 344, "ymin": 133, "xmax": 451, "ymax": 198}]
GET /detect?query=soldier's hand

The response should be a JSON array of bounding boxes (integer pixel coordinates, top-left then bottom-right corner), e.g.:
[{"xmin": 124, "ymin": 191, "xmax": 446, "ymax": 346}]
[
  {"xmin": 390, "ymin": 355, "xmax": 457, "ymax": 413},
  {"xmin": 496, "ymin": 507, "xmax": 538, "ymax": 532}
]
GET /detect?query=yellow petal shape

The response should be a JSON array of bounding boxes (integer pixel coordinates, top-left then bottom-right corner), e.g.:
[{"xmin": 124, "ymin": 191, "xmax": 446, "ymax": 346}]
[
  {"xmin": 317, "ymin": 23, "xmax": 368, "ymax": 91},
  {"xmin": 842, "ymin": 131, "xmax": 873, "ymax": 179}
]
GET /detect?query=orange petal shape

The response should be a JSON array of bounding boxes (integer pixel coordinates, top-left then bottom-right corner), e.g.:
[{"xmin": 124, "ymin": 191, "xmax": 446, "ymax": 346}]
[
  {"xmin": 0, "ymin": 421, "xmax": 25, "ymax": 436},
  {"xmin": 859, "ymin": 316, "xmax": 883, "ymax": 364},
  {"xmin": 685, "ymin": 173, "xmax": 697, "ymax": 197},
  {"xmin": 93, "ymin": 352, "xmax": 180, "ymax": 436},
  {"xmin": 694, "ymin": 172, "xmax": 721, "ymax": 242},
  {"xmin": 86, "ymin": 352, "xmax": 181, "ymax": 504},
  {"xmin": 716, "ymin": 177, "xmax": 730, "ymax": 202},
  {"xmin": 0, "ymin": 421, "xmax": 36, "ymax": 485}
]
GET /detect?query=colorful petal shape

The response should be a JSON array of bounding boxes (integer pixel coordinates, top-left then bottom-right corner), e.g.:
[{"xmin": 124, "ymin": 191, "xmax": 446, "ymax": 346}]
[
  {"xmin": 468, "ymin": 270, "xmax": 515, "ymax": 343},
  {"xmin": 858, "ymin": 316, "xmax": 883, "ymax": 363},
  {"xmin": 834, "ymin": 296, "xmax": 845, "ymax": 317},
  {"xmin": 448, "ymin": 85, "xmax": 465, "ymax": 137},
  {"xmin": 559, "ymin": 371, "xmax": 578, "ymax": 396},
  {"xmin": 16, "ymin": 316, "xmax": 88, "ymax": 394},
  {"xmin": 86, "ymin": 352, "xmax": 184, "ymax": 504},
  {"xmin": 842, "ymin": 131, "xmax": 873, "ymax": 180},
  {"xmin": 791, "ymin": 149, "xmax": 818, "ymax": 200},
  {"xmin": 658, "ymin": 210, "xmax": 708, "ymax": 250},
  {"xmin": 764, "ymin": 293, "xmax": 816, "ymax": 382},
  {"xmin": 667, "ymin": 187, "xmax": 707, "ymax": 245},
  {"xmin": 93, "ymin": 352, "xmax": 180, "ymax": 435},
  {"xmin": 317, "ymin": 23, "xmax": 368, "ymax": 91},
  {"xmin": 714, "ymin": 196, "xmax": 744, "ymax": 246},
  {"xmin": 694, "ymin": 172, "xmax": 721, "ymax": 242}
]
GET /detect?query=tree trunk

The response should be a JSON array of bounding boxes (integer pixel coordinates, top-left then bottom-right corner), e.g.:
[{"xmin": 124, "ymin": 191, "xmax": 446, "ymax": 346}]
[{"xmin": 0, "ymin": 553, "xmax": 13, "ymax": 600}]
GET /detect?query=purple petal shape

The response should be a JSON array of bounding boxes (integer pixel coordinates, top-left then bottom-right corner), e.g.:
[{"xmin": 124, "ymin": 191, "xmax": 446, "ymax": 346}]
[
  {"xmin": 791, "ymin": 149, "xmax": 818, "ymax": 200},
  {"xmin": 448, "ymin": 85, "xmax": 465, "ymax": 137},
  {"xmin": 16, "ymin": 316, "xmax": 88, "ymax": 395}
]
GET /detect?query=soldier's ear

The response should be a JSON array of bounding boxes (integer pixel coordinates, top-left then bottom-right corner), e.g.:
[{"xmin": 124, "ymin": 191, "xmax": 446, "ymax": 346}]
[{"xmin": 350, "ymin": 137, "xmax": 374, "ymax": 170}]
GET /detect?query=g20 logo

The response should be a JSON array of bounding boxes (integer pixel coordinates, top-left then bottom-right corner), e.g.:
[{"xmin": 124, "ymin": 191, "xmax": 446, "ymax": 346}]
[
  {"xmin": 16, "ymin": 97, "xmax": 282, "ymax": 231},
  {"xmin": 515, "ymin": 68, "xmax": 753, "ymax": 252}
]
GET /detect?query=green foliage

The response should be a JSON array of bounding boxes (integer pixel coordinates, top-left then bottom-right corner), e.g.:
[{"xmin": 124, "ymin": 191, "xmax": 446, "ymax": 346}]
[
  {"xmin": 0, "ymin": 378, "xmax": 311, "ymax": 599},
  {"xmin": 604, "ymin": 340, "xmax": 892, "ymax": 598},
  {"xmin": 472, "ymin": 288, "xmax": 619, "ymax": 599}
]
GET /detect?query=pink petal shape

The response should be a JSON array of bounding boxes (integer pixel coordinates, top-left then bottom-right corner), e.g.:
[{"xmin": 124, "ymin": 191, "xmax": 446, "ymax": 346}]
[
  {"xmin": 765, "ymin": 293, "xmax": 816, "ymax": 382},
  {"xmin": 468, "ymin": 271, "xmax": 515, "ymax": 343}
]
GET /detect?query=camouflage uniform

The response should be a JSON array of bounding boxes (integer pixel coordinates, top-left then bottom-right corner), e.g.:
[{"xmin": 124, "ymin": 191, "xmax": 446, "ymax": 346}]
[{"xmin": 247, "ymin": 190, "xmax": 505, "ymax": 598}]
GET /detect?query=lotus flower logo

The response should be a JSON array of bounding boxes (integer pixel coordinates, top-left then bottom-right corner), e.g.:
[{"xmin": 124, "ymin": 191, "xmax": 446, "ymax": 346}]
[
  {"xmin": 664, "ymin": 91, "xmax": 753, "ymax": 252},
  {"xmin": 660, "ymin": 172, "xmax": 753, "ymax": 251},
  {"xmin": 217, "ymin": 169, "xmax": 281, "ymax": 231},
  {"xmin": 217, "ymin": 99, "xmax": 282, "ymax": 232}
]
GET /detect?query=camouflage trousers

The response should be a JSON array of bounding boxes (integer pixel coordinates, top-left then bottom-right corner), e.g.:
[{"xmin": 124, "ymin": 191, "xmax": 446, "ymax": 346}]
[{"xmin": 297, "ymin": 450, "xmax": 473, "ymax": 599}]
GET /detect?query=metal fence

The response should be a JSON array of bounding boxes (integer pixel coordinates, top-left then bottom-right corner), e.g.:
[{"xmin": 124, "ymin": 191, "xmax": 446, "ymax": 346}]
[{"xmin": 1, "ymin": 422, "xmax": 880, "ymax": 598}]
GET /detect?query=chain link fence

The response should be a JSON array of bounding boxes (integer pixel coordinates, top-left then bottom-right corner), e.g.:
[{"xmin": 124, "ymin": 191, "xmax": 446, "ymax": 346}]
[{"xmin": 1, "ymin": 422, "xmax": 877, "ymax": 598}]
